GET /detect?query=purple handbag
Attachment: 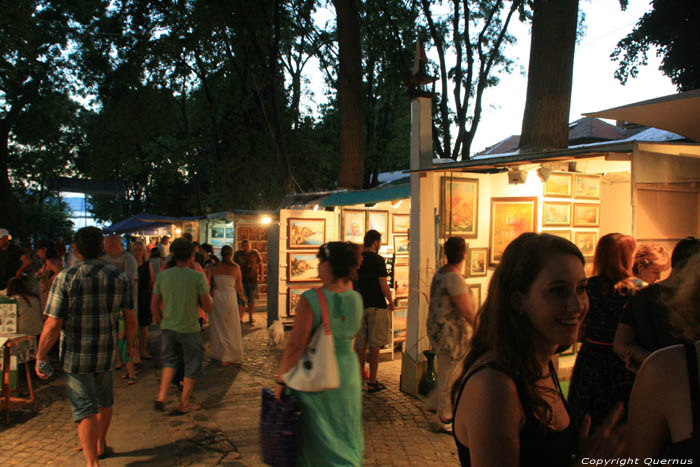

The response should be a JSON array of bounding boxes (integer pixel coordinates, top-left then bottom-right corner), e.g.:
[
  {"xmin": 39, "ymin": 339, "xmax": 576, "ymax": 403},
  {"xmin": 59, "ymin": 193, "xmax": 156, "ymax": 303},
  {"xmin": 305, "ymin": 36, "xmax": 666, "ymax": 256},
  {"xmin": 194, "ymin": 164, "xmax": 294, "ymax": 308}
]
[{"xmin": 260, "ymin": 387, "xmax": 301, "ymax": 467}]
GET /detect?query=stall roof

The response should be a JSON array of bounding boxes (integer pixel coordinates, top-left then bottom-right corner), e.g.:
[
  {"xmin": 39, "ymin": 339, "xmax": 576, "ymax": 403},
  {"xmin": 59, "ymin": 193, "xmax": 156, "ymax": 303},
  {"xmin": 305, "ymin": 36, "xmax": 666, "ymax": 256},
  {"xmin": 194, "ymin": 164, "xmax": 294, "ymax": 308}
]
[
  {"xmin": 320, "ymin": 183, "xmax": 409, "ymax": 206},
  {"xmin": 206, "ymin": 210, "xmax": 277, "ymax": 221},
  {"xmin": 103, "ymin": 213, "xmax": 201, "ymax": 234}
]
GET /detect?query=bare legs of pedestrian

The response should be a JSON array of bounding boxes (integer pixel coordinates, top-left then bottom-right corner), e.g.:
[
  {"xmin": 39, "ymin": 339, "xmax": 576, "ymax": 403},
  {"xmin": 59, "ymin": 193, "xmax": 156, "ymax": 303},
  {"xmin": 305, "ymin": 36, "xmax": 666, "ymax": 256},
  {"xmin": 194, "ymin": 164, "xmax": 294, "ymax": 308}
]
[
  {"xmin": 139, "ymin": 326, "xmax": 151, "ymax": 358},
  {"xmin": 368, "ymin": 347, "xmax": 380, "ymax": 383},
  {"xmin": 156, "ymin": 366, "xmax": 176, "ymax": 404},
  {"xmin": 77, "ymin": 407, "xmax": 111, "ymax": 467},
  {"xmin": 156, "ymin": 367, "xmax": 199, "ymax": 412},
  {"xmin": 97, "ymin": 407, "xmax": 112, "ymax": 457}
]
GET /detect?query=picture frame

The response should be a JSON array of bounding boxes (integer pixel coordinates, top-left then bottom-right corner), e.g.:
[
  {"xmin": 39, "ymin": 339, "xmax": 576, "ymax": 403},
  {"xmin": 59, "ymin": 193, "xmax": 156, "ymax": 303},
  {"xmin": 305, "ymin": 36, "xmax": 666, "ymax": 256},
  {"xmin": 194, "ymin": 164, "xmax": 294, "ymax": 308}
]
[
  {"xmin": 392, "ymin": 214, "xmax": 410, "ymax": 234},
  {"xmin": 542, "ymin": 201, "xmax": 572, "ymax": 227},
  {"xmin": 541, "ymin": 230, "xmax": 572, "ymax": 241},
  {"xmin": 287, "ymin": 252, "xmax": 320, "ymax": 282},
  {"xmin": 574, "ymin": 174, "xmax": 601, "ymax": 200},
  {"xmin": 342, "ymin": 209, "xmax": 365, "ymax": 244},
  {"xmin": 393, "ymin": 234, "xmax": 409, "ymax": 255},
  {"xmin": 574, "ymin": 231, "xmax": 598, "ymax": 259},
  {"xmin": 287, "ymin": 285, "xmax": 320, "ymax": 317},
  {"xmin": 543, "ymin": 172, "xmax": 573, "ymax": 198},
  {"xmin": 467, "ymin": 247, "xmax": 488, "ymax": 277},
  {"xmin": 489, "ymin": 197, "xmax": 538, "ymax": 265},
  {"xmin": 468, "ymin": 283, "xmax": 482, "ymax": 308},
  {"xmin": 441, "ymin": 177, "xmax": 479, "ymax": 238},
  {"xmin": 573, "ymin": 203, "xmax": 600, "ymax": 227},
  {"xmin": 287, "ymin": 218, "xmax": 326, "ymax": 250},
  {"xmin": 224, "ymin": 227, "xmax": 234, "ymax": 238},
  {"xmin": 211, "ymin": 227, "xmax": 224, "ymax": 239},
  {"xmin": 393, "ymin": 263, "xmax": 409, "ymax": 298},
  {"xmin": 366, "ymin": 210, "xmax": 389, "ymax": 244}
]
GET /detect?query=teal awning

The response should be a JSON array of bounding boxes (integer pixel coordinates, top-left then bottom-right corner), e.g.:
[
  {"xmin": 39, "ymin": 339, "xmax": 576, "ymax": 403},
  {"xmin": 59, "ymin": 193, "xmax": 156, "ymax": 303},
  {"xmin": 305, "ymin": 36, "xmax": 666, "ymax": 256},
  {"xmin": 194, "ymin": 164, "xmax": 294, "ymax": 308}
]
[{"xmin": 320, "ymin": 183, "xmax": 410, "ymax": 207}]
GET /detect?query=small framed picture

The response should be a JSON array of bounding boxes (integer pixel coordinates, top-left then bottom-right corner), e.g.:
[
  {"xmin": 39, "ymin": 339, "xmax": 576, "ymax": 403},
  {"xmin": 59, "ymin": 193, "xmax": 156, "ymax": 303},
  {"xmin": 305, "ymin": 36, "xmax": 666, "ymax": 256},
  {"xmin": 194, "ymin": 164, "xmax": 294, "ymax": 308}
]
[
  {"xmin": 573, "ymin": 203, "xmax": 600, "ymax": 228},
  {"xmin": 342, "ymin": 209, "xmax": 365, "ymax": 244},
  {"xmin": 574, "ymin": 231, "xmax": 598, "ymax": 259},
  {"xmin": 366, "ymin": 211, "xmax": 389, "ymax": 244},
  {"xmin": 574, "ymin": 174, "xmax": 601, "ymax": 200},
  {"xmin": 287, "ymin": 218, "xmax": 326, "ymax": 249},
  {"xmin": 287, "ymin": 285, "xmax": 320, "ymax": 317},
  {"xmin": 468, "ymin": 283, "xmax": 481, "ymax": 308},
  {"xmin": 393, "ymin": 234, "xmax": 409, "ymax": 255},
  {"xmin": 393, "ymin": 264, "xmax": 409, "ymax": 298},
  {"xmin": 541, "ymin": 230, "xmax": 572, "ymax": 241},
  {"xmin": 287, "ymin": 252, "xmax": 320, "ymax": 282},
  {"xmin": 392, "ymin": 214, "xmax": 410, "ymax": 234},
  {"xmin": 542, "ymin": 201, "xmax": 572, "ymax": 227},
  {"xmin": 467, "ymin": 248, "xmax": 488, "ymax": 277},
  {"xmin": 489, "ymin": 197, "xmax": 538, "ymax": 265},
  {"xmin": 543, "ymin": 172, "xmax": 573, "ymax": 198}
]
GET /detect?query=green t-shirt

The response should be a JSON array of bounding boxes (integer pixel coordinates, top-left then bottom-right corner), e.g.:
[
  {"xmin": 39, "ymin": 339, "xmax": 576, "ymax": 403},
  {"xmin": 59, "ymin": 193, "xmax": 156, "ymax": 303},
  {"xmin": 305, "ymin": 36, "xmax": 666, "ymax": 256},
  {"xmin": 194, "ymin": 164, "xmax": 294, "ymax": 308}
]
[{"xmin": 154, "ymin": 266, "xmax": 209, "ymax": 334}]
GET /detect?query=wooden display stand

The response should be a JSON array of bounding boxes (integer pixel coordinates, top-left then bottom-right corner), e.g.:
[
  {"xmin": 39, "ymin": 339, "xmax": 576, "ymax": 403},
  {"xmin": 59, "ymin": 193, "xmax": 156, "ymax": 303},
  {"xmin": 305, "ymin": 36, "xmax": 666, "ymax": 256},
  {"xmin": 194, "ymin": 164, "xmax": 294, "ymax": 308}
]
[{"xmin": 1, "ymin": 334, "xmax": 38, "ymax": 424}]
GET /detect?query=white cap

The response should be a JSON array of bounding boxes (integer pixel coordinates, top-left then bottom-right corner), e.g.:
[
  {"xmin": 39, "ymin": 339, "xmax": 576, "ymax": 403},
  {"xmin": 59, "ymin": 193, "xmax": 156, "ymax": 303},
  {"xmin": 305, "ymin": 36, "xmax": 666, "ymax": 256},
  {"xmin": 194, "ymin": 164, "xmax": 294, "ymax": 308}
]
[{"xmin": 0, "ymin": 228, "xmax": 10, "ymax": 239}]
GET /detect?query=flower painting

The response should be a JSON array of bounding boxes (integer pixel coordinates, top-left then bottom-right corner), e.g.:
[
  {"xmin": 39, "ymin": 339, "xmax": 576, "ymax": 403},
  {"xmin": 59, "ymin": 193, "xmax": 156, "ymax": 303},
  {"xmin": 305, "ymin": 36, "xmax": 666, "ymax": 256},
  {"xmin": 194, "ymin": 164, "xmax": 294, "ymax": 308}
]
[
  {"xmin": 489, "ymin": 197, "xmax": 537, "ymax": 265},
  {"xmin": 287, "ymin": 252, "xmax": 320, "ymax": 282},
  {"xmin": 441, "ymin": 177, "xmax": 478, "ymax": 238},
  {"xmin": 287, "ymin": 218, "xmax": 326, "ymax": 249},
  {"xmin": 575, "ymin": 231, "xmax": 597, "ymax": 259},
  {"xmin": 342, "ymin": 210, "xmax": 365, "ymax": 244}
]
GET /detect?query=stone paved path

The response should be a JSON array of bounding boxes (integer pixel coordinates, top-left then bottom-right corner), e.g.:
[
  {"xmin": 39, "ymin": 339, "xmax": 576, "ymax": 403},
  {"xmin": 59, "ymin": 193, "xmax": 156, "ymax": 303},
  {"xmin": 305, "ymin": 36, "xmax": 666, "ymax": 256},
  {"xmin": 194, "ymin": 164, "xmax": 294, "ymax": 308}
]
[{"xmin": 1, "ymin": 310, "xmax": 458, "ymax": 466}]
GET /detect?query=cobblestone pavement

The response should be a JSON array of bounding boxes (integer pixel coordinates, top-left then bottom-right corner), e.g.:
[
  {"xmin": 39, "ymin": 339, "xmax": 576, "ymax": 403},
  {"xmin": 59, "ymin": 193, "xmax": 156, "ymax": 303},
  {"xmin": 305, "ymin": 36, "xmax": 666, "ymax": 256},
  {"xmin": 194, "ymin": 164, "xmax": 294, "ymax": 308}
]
[{"xmin": 1, "ymin": 310, "xmax": 458, "ymax": 466}]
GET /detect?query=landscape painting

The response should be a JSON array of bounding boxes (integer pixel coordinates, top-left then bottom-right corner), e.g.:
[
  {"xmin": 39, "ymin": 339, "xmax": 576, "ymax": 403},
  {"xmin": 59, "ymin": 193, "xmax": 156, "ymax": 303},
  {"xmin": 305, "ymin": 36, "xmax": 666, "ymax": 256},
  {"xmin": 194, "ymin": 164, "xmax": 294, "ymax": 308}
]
[
  {"xmin": 394, "ymin": 264, "xmax": 409, "ymax": 298},
  {"xmin": 287, "ymin": 285, "xmax": 319, "ymax": 317},
  {"xmin": 287, "ymin": 218, "xmax": 326, "ymax": 249},
  {"xmin": 542, "ymin": 201, "xmax": 571, "ymax": 227},
  {"xmin": 287, "ymin": 252, "xmax": 320, "ymax": 282},
  {"xmin": 467, "ymin": 248, "xmax": 488, "ymax": 277},
  {"xmin": 366, "ymin": 211, "xmax": 389, "ymax": 244},
  {"xmin": 441, "ymin": 177, "xmax": 478, "ymax": 238},
  {"xmin": 342, "ymin": 210, "xmax": 365, "ymax": 243},
  {"xmin": 393, "ymin": 235, "xmax": 409, "ymax": 255},
  {"xmin": 489, "ymin": 197, "xmax": 537, "ymax": 265},
  {"xmin": 543, "ymin": 172, "xmax": 572, "ymax": 197},
  {"xmin": 573, "ymin": 203, "xmax": 600, "ymax": 227},
  {"xmin": 392, "ymin": 214, "xmax": 410, "ymax": 234},
  {"xmin": 574, "ymin": 174, "xmax": 601, "ymax": 199},
  {"xmin": 575, "ymin": 231, "xmax": 598, "ymax": 258}
]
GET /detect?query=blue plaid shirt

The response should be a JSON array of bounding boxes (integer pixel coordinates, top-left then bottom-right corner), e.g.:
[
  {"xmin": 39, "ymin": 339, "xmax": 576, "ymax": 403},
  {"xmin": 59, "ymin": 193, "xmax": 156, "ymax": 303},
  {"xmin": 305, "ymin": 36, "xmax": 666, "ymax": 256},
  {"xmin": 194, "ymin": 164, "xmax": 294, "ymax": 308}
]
[{"xmin": 44, "ymin": 259, "xmax": 134, "ymax": 374}]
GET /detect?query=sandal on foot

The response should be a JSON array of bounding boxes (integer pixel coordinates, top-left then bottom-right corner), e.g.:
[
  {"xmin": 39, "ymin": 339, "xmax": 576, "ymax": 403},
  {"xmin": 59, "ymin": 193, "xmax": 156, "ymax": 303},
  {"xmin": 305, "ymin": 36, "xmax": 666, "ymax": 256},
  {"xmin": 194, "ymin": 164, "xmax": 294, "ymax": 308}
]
[
  {"xmin": 367, "ymin": 381, "xmax": 386, "ymax": 393},
  {"xmin": 175, "ymin": 402, "xmax": 201, "ymax": 414},
  {"xmin": 153, "ymin": 400, "xmax": 165, "ymax": 412},
  {"xmin": 126, "ymin": 376, "xmax": 137, "ymax": 385}
]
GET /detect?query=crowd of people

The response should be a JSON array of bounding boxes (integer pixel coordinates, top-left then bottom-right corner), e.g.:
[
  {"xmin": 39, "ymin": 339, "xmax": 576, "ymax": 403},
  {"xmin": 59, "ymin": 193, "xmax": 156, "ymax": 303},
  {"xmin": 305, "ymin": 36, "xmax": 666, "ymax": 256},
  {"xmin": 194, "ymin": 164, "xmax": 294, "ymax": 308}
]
[{"xmin": 2, "ymin": 223, "xmax": 699, "ymax": 466}]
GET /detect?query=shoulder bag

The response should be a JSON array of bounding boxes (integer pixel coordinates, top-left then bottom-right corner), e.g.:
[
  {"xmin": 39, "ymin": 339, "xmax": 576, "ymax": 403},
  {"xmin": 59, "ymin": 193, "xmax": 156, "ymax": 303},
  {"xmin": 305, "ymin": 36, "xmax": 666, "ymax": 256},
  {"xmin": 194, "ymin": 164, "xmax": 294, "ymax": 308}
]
[{"xmin": 282, "ymin": 287, "xmax": 340, "ymax": 392}]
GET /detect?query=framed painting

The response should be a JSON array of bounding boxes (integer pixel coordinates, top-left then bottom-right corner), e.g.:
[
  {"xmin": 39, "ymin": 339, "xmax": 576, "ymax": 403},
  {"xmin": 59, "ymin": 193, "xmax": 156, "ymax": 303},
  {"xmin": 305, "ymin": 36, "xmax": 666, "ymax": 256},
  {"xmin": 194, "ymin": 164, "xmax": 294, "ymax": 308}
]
[
  {"xmin": 574, "ymin": 231, "xmax": 598, "ymax": 259},
  {"xmin": 224, "ymin": 227, "xmax": 234, "ymax": 238},
  {"xmin": 543, "ymin": 172, "xmax": 573, "ymax": 198},
  {"xmin": 366, "ymin": 211, "xmax": 389, "ymax": 244},
  {"xmin": 489, "ymin": 197, "xmax": 538, "ymax": 265},
  {"xmin": 542, "ymin": 201, "xmax": 572, "ymax": 227},
  {"xmin": 541, "ymin": 230, "xmax": 572, "ymax": 241},
  {"xmin": 393, "ymin": 234, "xmax": 410, "ymax": 255},
  {"xmin": 468, "ymin": 283, "xmax": 482, "ymax": 308},
  {"xmin": 441, "ymin": 177, "xmax": 479, "ymax": 238},
  {"xmin": 342, "ymin": 209, "xmax": 365, "ymax": 244},
  {"xmin": 574, "ymin": 174, "xmax": 601, "ymax": 200},
  {"xmin": 211, "ymin": 227, "xmax": 224, "ymax": 239},
  {"xmin": 287, "ymin": 285, "xmax": 320, "ymax": 317},
  {"xmin": 392, "ymin": 214, "xmax": 410, "ymax": 234},
  {"xmin": 467, "ymin": 247, "xmax": 488, "ymax": 277},
  {"xmin": 393, "ymin": 263, "xmax": 409, "ymax": 298},
  {"xmin": 287, "ymin": 252, "xmax": 320, "ymax": 282},
  {"xmin": 573, "ymin": 203, "xmax": 600, "ymax": 227},
  {"xmin": 287, "ymin": 218, "xmax": 326, "ymax": 249}
]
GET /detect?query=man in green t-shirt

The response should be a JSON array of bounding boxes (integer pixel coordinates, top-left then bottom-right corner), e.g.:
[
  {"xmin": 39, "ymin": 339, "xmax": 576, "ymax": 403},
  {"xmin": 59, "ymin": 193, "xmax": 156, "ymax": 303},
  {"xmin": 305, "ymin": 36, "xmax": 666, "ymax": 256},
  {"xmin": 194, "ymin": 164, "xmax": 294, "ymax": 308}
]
[{"xmin": 152, "ymin": 238, "xmax": 212, "ymax": 413}]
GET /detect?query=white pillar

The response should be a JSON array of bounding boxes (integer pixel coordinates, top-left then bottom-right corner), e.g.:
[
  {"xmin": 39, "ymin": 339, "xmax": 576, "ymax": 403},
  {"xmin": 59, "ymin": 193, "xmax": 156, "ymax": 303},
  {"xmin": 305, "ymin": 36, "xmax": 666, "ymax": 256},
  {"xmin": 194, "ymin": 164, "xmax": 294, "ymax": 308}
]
[{"xmin": 400, "ymin": 96, "xmax": 436, "ymax": 396}]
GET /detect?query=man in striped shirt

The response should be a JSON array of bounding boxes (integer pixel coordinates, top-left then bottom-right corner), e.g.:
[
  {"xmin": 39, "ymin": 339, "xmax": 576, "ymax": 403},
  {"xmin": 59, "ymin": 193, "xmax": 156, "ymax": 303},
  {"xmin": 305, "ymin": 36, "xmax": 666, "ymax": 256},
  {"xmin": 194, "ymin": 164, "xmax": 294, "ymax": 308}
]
[{"xmin": 36, "ymin": 227, "xmax": 135, "ymax": 466}]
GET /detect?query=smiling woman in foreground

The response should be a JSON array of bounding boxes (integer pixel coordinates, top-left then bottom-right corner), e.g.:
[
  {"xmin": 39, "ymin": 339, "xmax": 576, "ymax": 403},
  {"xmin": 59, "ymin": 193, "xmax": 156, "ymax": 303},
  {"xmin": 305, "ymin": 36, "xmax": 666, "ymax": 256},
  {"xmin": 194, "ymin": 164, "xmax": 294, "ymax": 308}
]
[{"xmin": 452, "ymin": 233, "xmax": 626, "ymax": 467}]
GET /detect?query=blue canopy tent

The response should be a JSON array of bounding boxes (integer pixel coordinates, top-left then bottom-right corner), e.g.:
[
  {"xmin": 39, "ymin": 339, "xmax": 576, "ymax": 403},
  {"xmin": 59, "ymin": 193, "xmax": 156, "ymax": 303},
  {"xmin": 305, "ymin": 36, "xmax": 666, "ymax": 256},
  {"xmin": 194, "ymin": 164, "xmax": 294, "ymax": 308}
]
[{"xmin": 102, "ymin": 213, "xmax": 191, "ymax": 235}]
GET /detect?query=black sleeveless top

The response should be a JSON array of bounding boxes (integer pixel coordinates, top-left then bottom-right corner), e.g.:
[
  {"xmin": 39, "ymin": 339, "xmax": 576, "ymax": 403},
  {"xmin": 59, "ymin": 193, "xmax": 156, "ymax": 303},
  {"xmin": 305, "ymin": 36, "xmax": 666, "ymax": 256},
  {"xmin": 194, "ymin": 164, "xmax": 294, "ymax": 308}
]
[
  {"xmin": 453, "ymin": 362, "xmax": 576, "ymax": 467},
  {"xmin": 666, "ymin": 343, "xmax": 700, "ymax": 461}
]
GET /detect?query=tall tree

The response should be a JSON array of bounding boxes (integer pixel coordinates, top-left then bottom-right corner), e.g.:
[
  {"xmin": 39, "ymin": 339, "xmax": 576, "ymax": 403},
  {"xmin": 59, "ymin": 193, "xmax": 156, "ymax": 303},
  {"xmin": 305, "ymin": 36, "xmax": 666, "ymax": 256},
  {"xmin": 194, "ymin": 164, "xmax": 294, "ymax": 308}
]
[
  {"xmin": 333, "ymin": 0, "xmax": 365, "ymax": 189},
  {"xmin": 612, "ymin": 0, "xmax": 700, "ymax": 92},
  {"xmin": 519, "ymin": 0, "xmax": 579, "ymax": 151}
]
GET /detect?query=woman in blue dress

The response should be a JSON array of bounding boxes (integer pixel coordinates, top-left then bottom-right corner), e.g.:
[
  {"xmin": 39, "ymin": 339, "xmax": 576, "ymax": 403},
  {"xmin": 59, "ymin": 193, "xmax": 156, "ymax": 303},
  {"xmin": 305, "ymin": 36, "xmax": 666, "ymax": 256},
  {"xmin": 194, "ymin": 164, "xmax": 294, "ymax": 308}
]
[{"xmin": 275, "ymin": 241, "xmax": 364, "ymax": 466}]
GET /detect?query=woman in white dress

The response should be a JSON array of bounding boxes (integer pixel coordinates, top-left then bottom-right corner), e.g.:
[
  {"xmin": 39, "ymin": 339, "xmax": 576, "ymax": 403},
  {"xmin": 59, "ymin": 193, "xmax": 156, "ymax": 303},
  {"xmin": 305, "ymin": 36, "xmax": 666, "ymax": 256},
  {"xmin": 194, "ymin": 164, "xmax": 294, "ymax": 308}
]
[{"xmin": 207, "ymin": 246, "xmax": 247, "ymax": 366}]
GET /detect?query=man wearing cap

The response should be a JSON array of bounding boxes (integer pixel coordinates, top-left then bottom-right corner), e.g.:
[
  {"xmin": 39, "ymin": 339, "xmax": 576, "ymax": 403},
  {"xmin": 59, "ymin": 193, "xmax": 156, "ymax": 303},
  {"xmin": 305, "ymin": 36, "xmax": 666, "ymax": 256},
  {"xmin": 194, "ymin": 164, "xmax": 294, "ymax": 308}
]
[{"xmin": 0, "ymin": 228, "xmax": 23, "ymax": 294}]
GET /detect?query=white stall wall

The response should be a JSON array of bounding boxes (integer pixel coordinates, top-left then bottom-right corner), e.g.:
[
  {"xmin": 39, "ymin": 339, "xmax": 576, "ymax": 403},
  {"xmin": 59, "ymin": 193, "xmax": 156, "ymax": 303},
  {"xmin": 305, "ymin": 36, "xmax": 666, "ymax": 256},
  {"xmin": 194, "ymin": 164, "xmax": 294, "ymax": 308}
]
[{"xmin": 600, "ymin": 174, "xmax": 632, "ymax": 237}]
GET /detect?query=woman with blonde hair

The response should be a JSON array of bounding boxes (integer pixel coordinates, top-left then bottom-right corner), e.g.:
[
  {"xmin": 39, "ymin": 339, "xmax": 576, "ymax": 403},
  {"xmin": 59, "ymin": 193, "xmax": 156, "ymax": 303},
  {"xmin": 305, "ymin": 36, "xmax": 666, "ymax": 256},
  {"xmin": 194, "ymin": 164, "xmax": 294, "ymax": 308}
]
[
  {"xmin": 627, "ymin": 251, "xmax": 700, "ymax": 461},
  {"xmin": 632, "ymin": 243, "xmax": 670, "ymax": 286},
  {"xmin": 569, "ymin": 233, "xmax": 638, "ymax": 430}
]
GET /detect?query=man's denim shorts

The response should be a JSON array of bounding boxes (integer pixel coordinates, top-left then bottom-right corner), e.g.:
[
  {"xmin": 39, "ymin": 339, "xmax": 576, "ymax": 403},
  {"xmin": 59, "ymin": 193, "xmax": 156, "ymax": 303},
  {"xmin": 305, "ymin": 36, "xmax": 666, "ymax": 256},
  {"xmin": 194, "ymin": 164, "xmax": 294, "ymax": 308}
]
[
  {"xmin": 64, "ymin": 370, "xmax": 114, "ymax": 422},
  {"xmin": 161, "ymin": 329, "xmax": 204, "ymax": 379},
  {"xmin": 243, "ymin": 282, "xmax": 257, "ymax": 304}
]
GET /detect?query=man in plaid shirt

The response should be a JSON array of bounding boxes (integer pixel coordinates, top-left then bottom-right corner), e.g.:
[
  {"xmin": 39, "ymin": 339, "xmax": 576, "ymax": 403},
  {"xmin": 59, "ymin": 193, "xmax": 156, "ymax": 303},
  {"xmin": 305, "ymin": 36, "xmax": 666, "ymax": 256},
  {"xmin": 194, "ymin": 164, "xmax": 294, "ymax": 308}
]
[{"xmin": 35, "ymin": 227, "xmax": 136, "ymax": 466}]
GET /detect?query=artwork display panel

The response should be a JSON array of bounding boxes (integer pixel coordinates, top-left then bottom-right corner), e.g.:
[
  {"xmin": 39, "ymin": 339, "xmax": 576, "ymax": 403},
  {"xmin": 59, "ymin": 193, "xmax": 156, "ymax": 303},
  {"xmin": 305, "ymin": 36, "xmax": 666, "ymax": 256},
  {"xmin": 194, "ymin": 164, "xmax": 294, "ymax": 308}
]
[
  {"xmin": 287, "ymin": 218, "xmax": 326, "ymax": 249},
  {"xmin": 392, "ymin": 214, "xmax": 410, "ymax": 233},
  {"xmin": 287, "ymin": 252, "xmax": 320, "ymax": 282},
  {"xmin": 467, "ymin": 248, "xmax": 488, "ymax": 277},
  {"xmin": 489, "ymin": 197, "xmax": 537, "ymax": 265},
  {"xmin": 541, "ymin": 230, "xmax": 572, "ymax": 241},
  {"xmin": 393, "ymin": 263, "xmax": 409, "ymax": 298},
  {"xmin": 573, "ymin": 203, "xmax": 600, "ymax": 227},
  {"xmin": 441, "ymin": 177, "xmax": 479, "ymax": 238},
  {"xmin": 211, "ymin": 227, "xmax": 224, "ymax": 239},
  {"xmin": 342, "ymin": 210, "xmax": 365, "ymax": 244},
  {"xmin": 543, "ymin": 172, "xmax": 573, "ymax": 197},
  {"xmin": 468, "ymin": 283, "xmax": 481, "ymax": 308},
  {"xmin": 393, "ymin": 235, "xmax": 409, "ymax": 255},
  {"xmin": 574, "ymin": 231, "xmax": 598, "ymax": 259},
  {"xmin": 542, "ymin": 201, "xmax": 572, "ymax": 227},
  {"xmin": 366, "ymin": 211, "xmax": 389, "ymax": 244},
  {"xmin": 287, "ymin": 285, "xmax": 321, "ymax": 317},
  {"xmin": 574, "ymin": 174, "xmax": 601, "ymax": 199}
]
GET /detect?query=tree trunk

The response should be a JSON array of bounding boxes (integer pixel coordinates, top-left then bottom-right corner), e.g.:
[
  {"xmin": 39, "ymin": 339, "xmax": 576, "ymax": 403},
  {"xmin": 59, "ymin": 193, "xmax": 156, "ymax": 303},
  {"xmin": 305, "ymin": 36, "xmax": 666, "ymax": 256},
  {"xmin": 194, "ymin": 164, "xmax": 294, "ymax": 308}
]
[
  {"xmin": 519, "ymin": 0, "xmax": 579, "ymax": 151},
  {"xmin": 333, "ymin": 0, "xmax": 364, "ymax": 189}
]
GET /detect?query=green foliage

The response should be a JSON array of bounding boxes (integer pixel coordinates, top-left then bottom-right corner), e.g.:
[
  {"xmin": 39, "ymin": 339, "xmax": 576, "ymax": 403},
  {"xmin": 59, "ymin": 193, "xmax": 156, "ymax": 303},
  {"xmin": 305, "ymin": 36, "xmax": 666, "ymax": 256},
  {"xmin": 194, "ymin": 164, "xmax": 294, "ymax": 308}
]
[
  {"xmin": 611, "ymin": 0, "xmax": 699, "ymax": 92},
  {"xmin": 9, "ymin": 189, "xmax": 74, "ymax": 244}
]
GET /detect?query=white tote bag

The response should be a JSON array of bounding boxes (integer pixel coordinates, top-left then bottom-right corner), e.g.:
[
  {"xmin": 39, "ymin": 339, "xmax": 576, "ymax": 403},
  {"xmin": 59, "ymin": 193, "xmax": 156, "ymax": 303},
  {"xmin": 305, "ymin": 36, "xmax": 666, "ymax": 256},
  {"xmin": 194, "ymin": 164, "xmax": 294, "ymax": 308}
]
[{"xmin": 282, "ymin": 288, "xmax": 340, "ymax": 392}]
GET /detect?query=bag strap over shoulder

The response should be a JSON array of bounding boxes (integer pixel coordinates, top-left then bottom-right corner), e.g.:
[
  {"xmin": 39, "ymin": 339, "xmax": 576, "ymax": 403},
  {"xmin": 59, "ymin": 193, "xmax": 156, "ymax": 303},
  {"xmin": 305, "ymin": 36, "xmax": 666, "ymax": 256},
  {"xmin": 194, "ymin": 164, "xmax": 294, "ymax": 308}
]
[{"xmin": 314, "ymin": 288, "xmax": 332, "ymax": 336}]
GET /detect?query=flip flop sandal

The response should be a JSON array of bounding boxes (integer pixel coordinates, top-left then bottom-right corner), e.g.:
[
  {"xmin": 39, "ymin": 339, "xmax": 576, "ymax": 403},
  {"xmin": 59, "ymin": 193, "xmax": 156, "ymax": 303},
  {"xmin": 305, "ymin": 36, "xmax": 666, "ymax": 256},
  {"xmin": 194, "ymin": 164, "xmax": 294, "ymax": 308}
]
[{"xmin": 367, "ymin": 381, "xmax": 386, "ymax": 393}]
